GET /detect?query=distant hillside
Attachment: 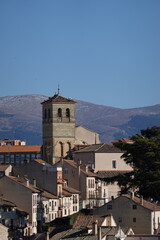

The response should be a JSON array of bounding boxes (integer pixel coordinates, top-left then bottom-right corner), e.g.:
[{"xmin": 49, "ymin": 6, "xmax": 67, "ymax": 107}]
[{"xmin": 0, "ymin": 94, "xmax": 160, "ymax": 144}]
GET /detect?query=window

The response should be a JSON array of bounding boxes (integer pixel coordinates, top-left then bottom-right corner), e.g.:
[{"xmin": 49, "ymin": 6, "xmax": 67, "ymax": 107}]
[
  {"xmin": 5, "ymin": 154, "xmax": 10, "ymax": 164},
  {"xmin": 59, "ymin": 142, "xmax": 63, "ymax": 157},
  {"xmin": 58, "ymin": 108, "xmax": 62, "ymax": 119},
  {"xmin": 107, "ymin": 204, "xmax": 112, "ymax": 209},
  {"xmin": 67, "ymin": 142, "xmax": 71, "ymax": 152},
  {"xmin": 0, "ymin": 154, "xmax": 4, "ymax": 164},
  {"xmin": 118, "ymin": 217, "xmax": 122, "ymax": 223},
  {"xmin": 64, "ymin": 168, "xmax": 68, "ymax": 174},
  {"xmin": 112, "ymin": 160, "xmax": 116, "ymax": 169},
  {"xmin": 44, "ymin": 109, "xmax": 47, "ymax": 119},
  {"xmin": 66, "ymin": 108, "xmax": 70, "ymax": 120},
  {"xmin": 133, "ymin": 218, "xmax": 136, "ymax": 222},
  {"xmin": 48, "ymin": 109, "xmax": 51, "ymax": 118},
  {"xmin": 73, "ymin": 206, "xmax": 77, "ymax": 212},
  {"xmin": 10, "ymin": 154, "xmax": 14, "ymax": 163},
  {"xmin": 132, "ymin": 204, "xmax": 137, "ymax": 209}
]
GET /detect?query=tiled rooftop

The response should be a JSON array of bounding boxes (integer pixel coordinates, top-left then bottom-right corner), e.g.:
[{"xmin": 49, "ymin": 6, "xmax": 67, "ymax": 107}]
[
  {"xmin": 0, "ymin": 164, "xmax": 11, "ymax": 171},
  {"xmin": 7, "ymin": 176, "xmax": 40, "ymax": 193},
  {"xmin": 97, "ymin": 170, "xmax": 132, "ymax": 179},
  {"xmin": 73, "ymin": 215, "xmax": 106, "ymax": 228},
  {"xmin": 50, "ymin": 226, "xmax": 126, "ymax": 240},
  {"xmin": 64, "ymin": 160, "xmax": 97, "ymax": 177},
  {"xmin": 0, "ymin": 145, "xmax": 41, "ymax": 153},
  {"xmin": 123, "ymin": 194, "xmax": 160, "ymax": 211},
  {"xmin": 74, "ymin": 143, "xmax": 123, "ymax": 153},
  {"xmin": 0, "ymin": 197, "xmax": 16, "ymax": 207},
  {"xmin": 42, "ymin": 94, "xmax": 76, "ymax": 104}
]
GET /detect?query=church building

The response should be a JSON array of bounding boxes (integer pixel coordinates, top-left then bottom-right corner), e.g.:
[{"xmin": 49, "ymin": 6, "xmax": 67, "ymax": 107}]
[{"xmin": 41, "ymin": 91, "xmax": 76, "ymax": 165}]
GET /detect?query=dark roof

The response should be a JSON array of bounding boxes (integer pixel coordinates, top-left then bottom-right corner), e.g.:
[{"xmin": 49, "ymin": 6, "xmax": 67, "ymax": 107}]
[
  {"xmin": 73, "ymin": 215, "xmax": 106, "ymax": 228},
  {"xmin": 0, "ymin": 164, "xmax": 11, "ymax": 171},
  {"xmin": 63, "ymin": 185, "xmax": 80, "ymax": 194},
  {"xmin": 74, "ymin": 144, "xmax": 123, "ymax": 153},
  {"xmin": 0, "ymin": 197, "xmax": 28, "ymax": 215},
  {"xmin": 64, "ymin": 160, "xmax": 97, "ymax": 177},
  {"xmin": 50, "ymin": 226, "xmax": 125, "ymax": 240},
  {"xmin": 123, "ymin": 194, "xmax": 160, "ymax": 211},
  {"xmin": 0, "ymin": 197, "xmax": 16, "ymax": 207},
  {"xmin": 41, "ymin": 94, "xmax": 76, "ymax": 104},
  {"xmin": 106, "ymin": 194, "xmax": 160, "ymax": 211},
  {"xmin": 97, "ymin": 171, "xmax": 132, "ymax": 179},
  {"xmin": 42, "ymin": 190, "xmax": 58, "ymax": 200},
  {"xmin": 7, "ymin": 176, "xmax": 40, "ymax": 193}
]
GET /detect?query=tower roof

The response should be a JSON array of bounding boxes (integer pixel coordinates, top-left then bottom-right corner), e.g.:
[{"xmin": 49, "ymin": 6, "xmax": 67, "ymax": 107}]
[{"xmin": 41, "ymin": 94, "xmax": 76, "ymax": 104}]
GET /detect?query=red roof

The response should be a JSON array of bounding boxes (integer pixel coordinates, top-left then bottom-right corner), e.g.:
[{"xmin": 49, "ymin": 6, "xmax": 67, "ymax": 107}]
[
  {"xmin": 113, "ymin": 138, "xmax": 134, "ymax": 144},
  {"xmin": 0, "ymin": 145, "xmax": 41, "ymax": 153},
  {"xmin": 42, "ymin": 94, "xmax": 76, "ymax": 104}
]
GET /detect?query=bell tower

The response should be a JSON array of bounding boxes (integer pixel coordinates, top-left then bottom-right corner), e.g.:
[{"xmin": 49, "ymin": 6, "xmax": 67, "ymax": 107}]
[{"xmin": 41, "ymin": 91, "xmax": 76, "ymax": 165}]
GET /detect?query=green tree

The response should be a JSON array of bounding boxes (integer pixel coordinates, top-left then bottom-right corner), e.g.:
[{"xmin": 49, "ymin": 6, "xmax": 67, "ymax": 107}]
[{"xmin": 112, "ymin": 126, "xmax": 160, "ymax": 201}]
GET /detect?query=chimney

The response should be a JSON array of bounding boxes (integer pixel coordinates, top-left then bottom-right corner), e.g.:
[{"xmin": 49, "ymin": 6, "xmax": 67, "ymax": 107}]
[
  {"xmin": 45, "ymin": 231, "xmax": 49, "ymax": 240},
  {"xmin": 98, "ymin": 227, "xmax": 101, "ymax": 240},
  {"xmin": 92, "ymin": 220, "xmax": 98, "ymax": 235},
  {"xmin": 131, "ymin": 191, "xmax": 134, "ymax": 199},
  {"xmin": 33, "ymin": 179, "xmax": 36, "ymax": 187},
  {"xmin": 26, "ymin": 179, "xmax": 29, "ymax": 187},
  {"xmin": 85, "ymin": 165, "xmax": 88, "ymax": 172},
  {"xmin": 140, "ymin": 196, "xmax": 143, "ymax": 205}
]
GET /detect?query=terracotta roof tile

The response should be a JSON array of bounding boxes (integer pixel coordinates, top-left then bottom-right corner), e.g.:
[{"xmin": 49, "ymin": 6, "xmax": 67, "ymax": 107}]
[
  {"xmin": 0, "ymin": 145, "xmax": 41, "ymax": 153},
  {"xmin": 42, "ymin": 94, "xmax": 76, "ymax": 104},
  {"xmin": 63, "ymin": 185, "xmax": 80, "ymax": 194},
  {"xmin": 113, "ymin": 138, "xmax": 134, "ymax": 144},
  {"xmin": 42, "ymin": 190, "xmax": 58, "ymax": 199},
  {"xmin": 123, "ymin": 194, "xmax": 160, "ymax": 211},
  {"xmin": 73, "ymin": 215, "xmax": 106, "ymax": 228},
  {"xmin": 34, "ymin": 159, "xmax": 46, "ymax": 163}
]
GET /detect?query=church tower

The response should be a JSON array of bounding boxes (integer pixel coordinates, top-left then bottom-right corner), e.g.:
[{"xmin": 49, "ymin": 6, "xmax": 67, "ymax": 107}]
[{"xmin": 41, "ymin": 91, "xmax": 76, "ymax": 165}]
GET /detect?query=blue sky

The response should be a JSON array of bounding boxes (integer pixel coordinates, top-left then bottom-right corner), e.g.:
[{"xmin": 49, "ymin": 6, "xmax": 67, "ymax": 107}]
[{"xmin": 0, "ymin": 0, "xmax": 160, "ymax": 109}]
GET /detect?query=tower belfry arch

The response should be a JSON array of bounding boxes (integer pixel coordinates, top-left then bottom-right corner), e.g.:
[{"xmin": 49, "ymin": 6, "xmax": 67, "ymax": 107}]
[{"xmin": 41, "ymin": 91, "xmax": 76, "ymax": 165}]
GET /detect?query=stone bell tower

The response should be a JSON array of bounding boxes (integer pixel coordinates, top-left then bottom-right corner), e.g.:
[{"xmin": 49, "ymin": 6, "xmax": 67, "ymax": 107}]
[{"xmin": 41, "ymin": 90, "xmax": 76, "ymax": 165}]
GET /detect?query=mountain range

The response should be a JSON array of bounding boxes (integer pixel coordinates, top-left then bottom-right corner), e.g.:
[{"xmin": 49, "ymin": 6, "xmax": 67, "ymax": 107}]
[{"xmin": 0, "ymin": 94, "xmax": 160, "ymax": 144}]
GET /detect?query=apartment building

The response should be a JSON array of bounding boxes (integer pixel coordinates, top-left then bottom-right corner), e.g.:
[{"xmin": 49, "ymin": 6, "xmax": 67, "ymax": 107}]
[
  {"xmin": 0, "ymin": 197, "xmax": 28, "ymax": 239},
  {"xmin": 0, "ymin": 139, "xmax": 26, "ymax": 146},
  {"xmin": 0, "ymin": 145, "xmax": 42, "ymax": 166},
  {"xmin": 13, "ymin": 159, "xmax": 80, "ymax": 218},
  {"xmin": 0, "ymin": 176, "xmax": 40, "ymax": 236},
  {"xmin": 93, "ymin": 194, "xmax": 160, "ymax": 234},
  {"xmin": 62, "ymin": 159, "xmax": 112, "ymax": 208},
  {"xmin": 73, "ymin": 143, "xmax": 133, "ymax": 172}
]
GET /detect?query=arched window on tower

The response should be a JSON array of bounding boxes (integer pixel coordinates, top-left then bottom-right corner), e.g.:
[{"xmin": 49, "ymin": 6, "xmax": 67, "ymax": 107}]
[
  {"xmin": 48, "ymin": 109, "xmax": 51, "ymax": 119},
  {"xmin": 59, "ymin": 142, "xmax": 63, "ymax": 157},
  {"xmin": 67, "ymin": 142, "xmax": 71, "ymax": 152},
  {"xmin": 58, "ymin": 108, "xmax": 62, "ymax": 121},
  {"xmin": 66, "ymin": 108, "xmax": 70, "ymax": 121},
  {"xmin": 44, "ymin": 109, "xmax": 47, "ymax": 119}
]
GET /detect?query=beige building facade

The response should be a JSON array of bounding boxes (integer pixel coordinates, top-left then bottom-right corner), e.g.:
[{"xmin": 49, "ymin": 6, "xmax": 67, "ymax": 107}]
[
  {"xmin": 93, "ymin": 194, "xmax": 160, "ymax": 234},
  {"xmin": 0, "ymin": 176, "xmax": 39, "ymax": 236},
  {"xmin": 62, "ymin": 159, "xmax": 120, "ymax": 208},
  {"xmin": 74, "ymin": 143, "xmax": 133, "ymax": 172},
  {"xmin": 75, "ymin": 126, "xmax": 101, "ymax": 145}
]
